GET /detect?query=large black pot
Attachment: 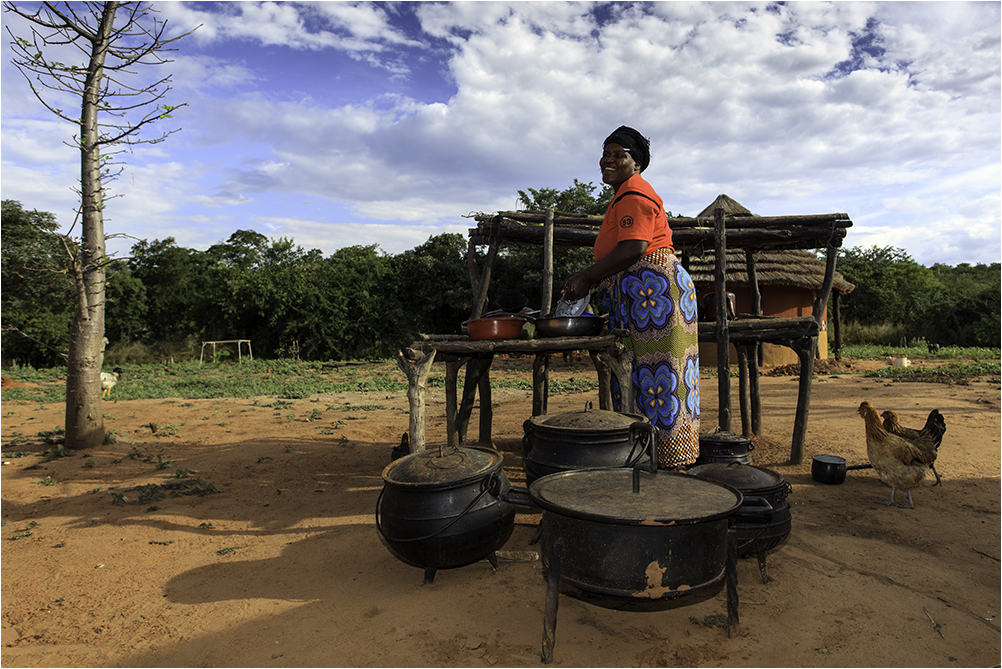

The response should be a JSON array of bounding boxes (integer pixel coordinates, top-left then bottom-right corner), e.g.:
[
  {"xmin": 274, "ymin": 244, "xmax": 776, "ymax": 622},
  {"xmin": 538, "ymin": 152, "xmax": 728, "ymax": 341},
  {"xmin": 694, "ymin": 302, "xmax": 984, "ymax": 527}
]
[
  {"xmin": 376, "ymin": 445, "xmax": 515, "ymax": 584},
  {"xmin": 696, "ymin": 430, "xmax": 754, "ymax": 465},
  {"xmin": 502, "ymin": 428, "xmax": 743, "ymax": 663},
  {"xmin": 522, "ymin": 402, "xmax": 650, "ymax": 485},
  {"xmin": 687, "ymin": 462, "xmax": 792, "ymax": 584}
]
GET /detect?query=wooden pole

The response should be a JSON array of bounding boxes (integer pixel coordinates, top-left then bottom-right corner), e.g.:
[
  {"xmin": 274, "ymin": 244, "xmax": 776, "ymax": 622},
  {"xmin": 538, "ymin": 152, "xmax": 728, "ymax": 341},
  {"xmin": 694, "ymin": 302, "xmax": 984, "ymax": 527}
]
[
  {"xmin": 471, "ymin": 241, "xmax": 500, "ymax": 319},
  {"xmin": 833, "ymin": 292, "xmax": 842, "ymax": 361},
  {"xmin": 396, "ymin": 347, "xmax": 436, "ymax": 453},
  {"xmin": 789, "ymin": 337, "xmax": 817, "ymax": 464},
  {"xmin": 736, "ymin": 344, "xmax": 750, "ymax": 436},
  {"xmin": 749, "ymin": 342, "xmax": 761, "ymax": 435},
  {"xmin": 745, "ymin": 249, "xmax": 763, "ymax": 366},
  {"xmin": 532, "ymin": 353, "xmax": 550, "ymax": 416},
  {"xmin": 542, "ymin": 207, "xmax": 555, "ymax": 315},
  {"xmin": 714, "ymin": 206, "xmax": 731, "ymax": 432}
]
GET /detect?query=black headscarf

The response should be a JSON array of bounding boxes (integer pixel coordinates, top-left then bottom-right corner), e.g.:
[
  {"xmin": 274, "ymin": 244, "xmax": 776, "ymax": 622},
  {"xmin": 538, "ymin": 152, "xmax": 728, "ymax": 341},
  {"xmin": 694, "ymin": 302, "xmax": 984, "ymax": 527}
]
[{"xmin": 603, "ymin": 125, "xmax": 651, "ymax": 172}]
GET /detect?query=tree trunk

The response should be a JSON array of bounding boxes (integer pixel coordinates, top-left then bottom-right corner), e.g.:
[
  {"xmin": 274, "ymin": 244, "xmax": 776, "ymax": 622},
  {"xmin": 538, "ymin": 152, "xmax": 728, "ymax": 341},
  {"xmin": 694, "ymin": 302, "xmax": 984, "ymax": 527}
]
[{"xmin": 65, "ymin": 2, "xmax": 118, "ymax": 451}]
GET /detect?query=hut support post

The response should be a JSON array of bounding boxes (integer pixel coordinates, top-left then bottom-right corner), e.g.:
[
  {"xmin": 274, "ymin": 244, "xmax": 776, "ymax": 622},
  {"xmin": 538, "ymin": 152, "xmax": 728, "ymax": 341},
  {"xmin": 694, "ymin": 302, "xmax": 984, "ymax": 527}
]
[
  {"xmin": 714, "ymin": 206, "xmax": 731, "ymax": 432},
  {"xmin": 541, "ymin": 207, "xmax": 555, "ymax": 315},
  {"xmin": 396, "ymin": 347, "xmax": 437, "ymax": 453}
]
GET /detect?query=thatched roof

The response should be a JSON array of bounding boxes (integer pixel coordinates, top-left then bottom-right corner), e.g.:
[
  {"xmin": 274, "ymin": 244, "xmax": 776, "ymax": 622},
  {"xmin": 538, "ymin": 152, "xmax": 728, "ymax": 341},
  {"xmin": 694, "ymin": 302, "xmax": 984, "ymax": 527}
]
[
  {"xmin": 697, "ymin": 194, "xmax": 755, "ymax": 218},
  {"xmin": 686, "ymin": 249, "xmax": 855, "ymax": 294}
]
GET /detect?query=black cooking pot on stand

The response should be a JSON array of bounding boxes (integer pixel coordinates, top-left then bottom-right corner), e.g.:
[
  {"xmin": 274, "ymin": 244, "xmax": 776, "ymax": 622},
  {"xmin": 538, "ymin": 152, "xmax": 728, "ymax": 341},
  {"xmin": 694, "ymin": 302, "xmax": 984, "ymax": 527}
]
[
  {"xmin": 687, "ymin": 462, "xmax": 791, "ymax": 584},
  {"xmin": 696, "ymin": 430, "xmax": 754, "ymax": 465},
  {"xmin": 376, "ymin": 444, "xmax": 515, "ymax": 584},
  {"xmin": 521, "ymin": 402, "xmax": 651, "ymax": 485},
  {"xmin": 502, "ymin": 425, "xmax": 743, "ymax": 664}
]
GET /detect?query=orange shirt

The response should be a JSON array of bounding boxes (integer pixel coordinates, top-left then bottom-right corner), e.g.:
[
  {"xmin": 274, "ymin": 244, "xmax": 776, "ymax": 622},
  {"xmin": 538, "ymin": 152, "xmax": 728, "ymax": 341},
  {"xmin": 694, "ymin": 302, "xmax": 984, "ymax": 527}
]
[{"xmin": 593, "ymin": 174, "xmax": 672, "ymax": 261}]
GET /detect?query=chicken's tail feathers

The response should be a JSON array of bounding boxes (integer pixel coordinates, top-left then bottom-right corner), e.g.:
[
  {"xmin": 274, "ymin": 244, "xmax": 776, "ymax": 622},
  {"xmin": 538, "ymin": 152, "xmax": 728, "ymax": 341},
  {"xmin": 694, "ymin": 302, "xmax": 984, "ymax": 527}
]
[{"xmin": 924, "ymin": 409, "xmax": 946, "ymax": 434}]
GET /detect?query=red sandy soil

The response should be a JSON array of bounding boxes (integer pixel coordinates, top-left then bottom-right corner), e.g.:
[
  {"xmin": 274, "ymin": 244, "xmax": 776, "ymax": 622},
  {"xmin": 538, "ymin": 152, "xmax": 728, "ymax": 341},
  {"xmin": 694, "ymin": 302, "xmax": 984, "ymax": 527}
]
[{"xmin": 1, "ymin": 357, "xmax": 999, "ymax": 667}]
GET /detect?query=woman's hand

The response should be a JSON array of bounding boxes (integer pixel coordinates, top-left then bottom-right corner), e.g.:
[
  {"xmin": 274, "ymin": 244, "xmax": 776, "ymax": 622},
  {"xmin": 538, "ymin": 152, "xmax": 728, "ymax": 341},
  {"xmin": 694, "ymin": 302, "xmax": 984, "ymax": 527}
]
[{"xmin": 561, "ymin": 271, "xmax": 592, "ymax": 301}]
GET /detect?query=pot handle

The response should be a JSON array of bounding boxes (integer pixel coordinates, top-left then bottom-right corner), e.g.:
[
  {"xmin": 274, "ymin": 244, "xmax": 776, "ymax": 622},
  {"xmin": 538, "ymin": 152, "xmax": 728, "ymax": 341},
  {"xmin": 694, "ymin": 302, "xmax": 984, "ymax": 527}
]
[
  {"xmin": 631, "ymin": 423, "xmax": 659, "ymax": 493},
  {"xmin": 499, "ymin": 485, "xmax": 539, "ymax": 509},
  {"xmin": 625, "ymin": 422, "xmax": 655, "ymax": 468},
  {"xmin": 739, "ymin": 495, "xmax": 774, "ymax": 517},
  {"xmin": 521, "ymin": 420, "xmax": 534, "ymax": 460}
]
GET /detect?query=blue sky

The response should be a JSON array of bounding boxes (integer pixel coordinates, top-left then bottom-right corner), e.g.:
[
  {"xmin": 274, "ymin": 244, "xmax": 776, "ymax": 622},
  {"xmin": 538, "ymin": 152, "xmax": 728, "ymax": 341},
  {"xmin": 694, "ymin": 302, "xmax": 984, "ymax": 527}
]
[{"xmin": 2, "ymin": 1, "xmax": 1000, "ymax": 267}]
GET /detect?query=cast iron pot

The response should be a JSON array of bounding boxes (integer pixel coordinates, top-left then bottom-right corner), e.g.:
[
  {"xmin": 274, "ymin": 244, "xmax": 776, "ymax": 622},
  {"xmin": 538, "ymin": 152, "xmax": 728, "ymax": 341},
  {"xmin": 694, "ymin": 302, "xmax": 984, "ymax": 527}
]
[
  {"xmin": 696, "ymin": 430, "xmax": 755, "ymax": 465},
  {"xmin": 687, "ymin": 462, "xmax": 791, "ymax": 583},
  {"xmin": 501, "ymin": 428, "xmax": 743, "ymax": 662},
  {"xmin": 462, "ymin": 316, "xmax": 527, "ymax": 341},
  {"xmin": 376, "ymin": 445, "xmax": 515, "ymax": 584},
  {"xmin": 534, "ymin": 315, "xmax": 605, "ymax": 338},
  {"xmin": 811, "ymin": 454, "xmax": 873, "ymax": 484},
  {"xmin": 521, "ymin": 401, "xmax": 650, "ymax": 485}
]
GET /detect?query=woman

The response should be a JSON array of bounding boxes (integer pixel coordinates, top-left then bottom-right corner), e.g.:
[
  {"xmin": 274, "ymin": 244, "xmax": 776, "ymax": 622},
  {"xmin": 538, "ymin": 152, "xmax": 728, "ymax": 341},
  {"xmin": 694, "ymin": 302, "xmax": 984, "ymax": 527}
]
[{"xmin": 562, "ymin": 126, "xmax": 700, "ymax": 468}]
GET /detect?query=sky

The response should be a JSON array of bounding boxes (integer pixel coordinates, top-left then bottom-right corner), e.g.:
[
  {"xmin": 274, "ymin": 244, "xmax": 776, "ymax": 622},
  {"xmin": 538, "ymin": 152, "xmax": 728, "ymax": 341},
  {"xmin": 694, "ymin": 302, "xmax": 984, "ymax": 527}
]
[{"xmin": 2, "ymin": 1, "xmax": 1000, "ymax": 268}]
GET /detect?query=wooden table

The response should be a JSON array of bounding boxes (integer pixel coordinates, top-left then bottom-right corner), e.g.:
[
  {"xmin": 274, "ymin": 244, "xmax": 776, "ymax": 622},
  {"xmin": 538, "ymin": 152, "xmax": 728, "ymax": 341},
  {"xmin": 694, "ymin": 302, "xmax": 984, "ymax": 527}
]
[{"xmin": 396, "ymin": 334, "xmax": 630, "ymax": 452}]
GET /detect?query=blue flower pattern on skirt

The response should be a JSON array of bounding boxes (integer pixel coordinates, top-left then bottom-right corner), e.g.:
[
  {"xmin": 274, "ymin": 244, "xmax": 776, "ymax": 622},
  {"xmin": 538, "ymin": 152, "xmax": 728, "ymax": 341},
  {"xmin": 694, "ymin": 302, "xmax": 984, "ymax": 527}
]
[
  {"xmin": 676, "ymin": 269, "xmax": 698, "ymax": 324},
  {"xmin": 684, "ymin": 355, "xmax": 700, "ymax": 418},
  {"xmin": 636, "ymin": 362, "xmax": 680, "ymax": 425},
  {"xmin": 622, "ymin": 270, "xmax": 672, "ymax": 331}
]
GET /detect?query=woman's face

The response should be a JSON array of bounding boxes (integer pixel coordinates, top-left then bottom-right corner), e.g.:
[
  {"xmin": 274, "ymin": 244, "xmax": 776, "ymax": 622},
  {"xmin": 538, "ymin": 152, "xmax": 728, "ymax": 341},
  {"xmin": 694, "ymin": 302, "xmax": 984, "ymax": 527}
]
[{"xmin": 600, "ymin": 142, "xmax": 641, "ymax": 190}]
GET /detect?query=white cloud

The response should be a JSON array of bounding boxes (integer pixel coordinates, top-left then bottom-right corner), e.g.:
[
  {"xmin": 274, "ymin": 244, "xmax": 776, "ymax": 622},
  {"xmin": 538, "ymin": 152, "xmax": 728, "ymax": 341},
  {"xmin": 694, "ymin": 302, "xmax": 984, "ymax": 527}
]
[{"xmin": 2, "ymin": 1, "xmax": 998, "ymax": 268}]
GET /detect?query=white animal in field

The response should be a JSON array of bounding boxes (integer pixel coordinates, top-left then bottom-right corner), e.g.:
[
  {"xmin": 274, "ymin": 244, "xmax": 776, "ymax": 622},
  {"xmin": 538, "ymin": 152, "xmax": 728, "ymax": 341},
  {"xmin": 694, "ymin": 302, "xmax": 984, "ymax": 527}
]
[{"xmin": 101, "ymin": 367, "xmax": 123, "ymax": 398}]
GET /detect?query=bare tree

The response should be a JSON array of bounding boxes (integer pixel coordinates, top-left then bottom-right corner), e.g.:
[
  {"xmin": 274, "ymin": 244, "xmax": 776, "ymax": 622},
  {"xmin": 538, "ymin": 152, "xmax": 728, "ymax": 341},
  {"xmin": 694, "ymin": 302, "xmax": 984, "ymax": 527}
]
[{"xmin": 4, "ymin": 1, "xmax": 196, "ymax": 449}]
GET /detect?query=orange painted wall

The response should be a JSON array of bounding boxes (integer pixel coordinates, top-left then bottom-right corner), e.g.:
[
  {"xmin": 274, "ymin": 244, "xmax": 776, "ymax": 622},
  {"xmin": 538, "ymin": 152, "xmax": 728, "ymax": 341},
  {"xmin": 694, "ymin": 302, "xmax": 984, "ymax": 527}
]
[{"xmin": 696, "ymin": 285, "xmax": 828, "ymax": 366}]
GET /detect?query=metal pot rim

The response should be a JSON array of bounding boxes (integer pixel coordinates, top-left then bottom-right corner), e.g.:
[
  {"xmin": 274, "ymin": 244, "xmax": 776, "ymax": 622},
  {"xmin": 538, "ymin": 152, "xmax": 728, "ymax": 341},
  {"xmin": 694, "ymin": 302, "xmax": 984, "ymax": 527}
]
[
  {"xmin": 528, "ymin": 468, "xmax": 742, "ymax": 526},
  {"xmin": 381, "ymin": 446, "xmax": 504, "ymax": 490}
]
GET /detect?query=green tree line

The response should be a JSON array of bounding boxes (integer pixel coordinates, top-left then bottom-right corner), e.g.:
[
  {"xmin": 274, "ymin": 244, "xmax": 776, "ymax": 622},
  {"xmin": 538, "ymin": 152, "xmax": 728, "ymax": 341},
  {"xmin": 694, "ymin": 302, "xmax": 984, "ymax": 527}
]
[
  {"xmin": 3, "ymin": 195, "xmax": 998, "ymax": 367},
  {"xmin": 836, "ymin": 246, "xmax": 999, "ymax": 348}
]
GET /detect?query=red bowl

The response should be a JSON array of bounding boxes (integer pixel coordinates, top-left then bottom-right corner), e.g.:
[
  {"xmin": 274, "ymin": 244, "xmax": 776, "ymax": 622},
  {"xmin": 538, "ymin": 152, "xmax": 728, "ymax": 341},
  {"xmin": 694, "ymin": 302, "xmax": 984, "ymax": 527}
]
[{"xmin": 463, "ymin": 317, "xmax": 526, "ymax": 340}]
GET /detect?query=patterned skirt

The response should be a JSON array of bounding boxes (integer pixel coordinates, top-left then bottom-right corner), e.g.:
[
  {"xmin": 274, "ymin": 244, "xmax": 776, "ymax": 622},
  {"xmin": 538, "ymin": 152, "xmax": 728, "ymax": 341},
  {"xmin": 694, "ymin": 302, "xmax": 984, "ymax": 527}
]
[{"xmin": 597, "ymin": 248, "xmax": 700, "ymax": 468}]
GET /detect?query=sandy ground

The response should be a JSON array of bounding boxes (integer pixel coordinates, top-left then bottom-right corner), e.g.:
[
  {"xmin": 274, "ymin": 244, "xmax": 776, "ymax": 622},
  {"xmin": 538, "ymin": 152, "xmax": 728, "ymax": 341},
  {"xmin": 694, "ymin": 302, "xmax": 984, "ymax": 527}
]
[{"xmin": 1, "ymin": 356, "xmax": 1000, "ymax": 668}]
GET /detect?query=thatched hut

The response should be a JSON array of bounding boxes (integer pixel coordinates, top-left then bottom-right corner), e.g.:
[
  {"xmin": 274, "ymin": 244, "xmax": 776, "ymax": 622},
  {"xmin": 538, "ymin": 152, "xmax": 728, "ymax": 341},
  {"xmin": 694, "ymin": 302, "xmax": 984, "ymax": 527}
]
[{"xmin": 685, "ymin": 196, "xmax": 855, "ymax": 365}]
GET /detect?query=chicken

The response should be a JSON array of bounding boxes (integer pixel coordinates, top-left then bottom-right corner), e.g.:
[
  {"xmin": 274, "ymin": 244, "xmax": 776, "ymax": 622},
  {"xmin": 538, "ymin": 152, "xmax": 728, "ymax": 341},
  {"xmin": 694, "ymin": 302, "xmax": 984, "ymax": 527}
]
[
  {"xmin": 391, "ymin": 432, "xmax": 410, "ymax": 461},
  {"xmin": 881, "ymin": 409, "xmax": 946, "ymax": 486},
  {"xmin": 857, "ymin": 401, "xmax": 934, "ymax": 508},
  {"xmin": 101, "ymin": 367, "xmax": 123, "ymax": 398}
]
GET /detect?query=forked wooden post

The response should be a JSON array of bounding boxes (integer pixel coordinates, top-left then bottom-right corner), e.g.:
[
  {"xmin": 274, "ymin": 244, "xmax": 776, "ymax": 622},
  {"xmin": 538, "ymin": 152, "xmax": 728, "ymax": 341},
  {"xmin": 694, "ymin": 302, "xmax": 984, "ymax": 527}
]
[{"xmin": 396, "ymin": 347, "xmax": 436, "ymax": 453}]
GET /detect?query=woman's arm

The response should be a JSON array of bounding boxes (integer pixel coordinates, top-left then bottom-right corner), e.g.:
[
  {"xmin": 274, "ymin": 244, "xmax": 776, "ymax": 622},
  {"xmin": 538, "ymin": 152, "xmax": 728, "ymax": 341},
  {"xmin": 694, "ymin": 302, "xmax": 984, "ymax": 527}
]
[{"xmin": 561, "ymin": 239, "xmax": 649, "ymax": 300}]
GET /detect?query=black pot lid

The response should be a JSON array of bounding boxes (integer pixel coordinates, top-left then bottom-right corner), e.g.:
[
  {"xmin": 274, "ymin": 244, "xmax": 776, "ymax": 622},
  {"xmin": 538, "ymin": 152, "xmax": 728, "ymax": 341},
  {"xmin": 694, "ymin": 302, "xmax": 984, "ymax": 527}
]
[
  {"xmin": 530, "ymin": 401, "xmax": 647, "ymax": 431},
  {"xmin": 698, "ymin": 430, "xmax": 752, "ymax": 446},
  {"xmin": 528, "ymin": 468, "xmax": 741, "ymax": 525},
  {"xmin": 687, "ymin": 463, "xmax": 785, "ymax": 492},
  {"xmin": 382, "ymin": 446, "xmax": 502, "ymax": 489}
]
